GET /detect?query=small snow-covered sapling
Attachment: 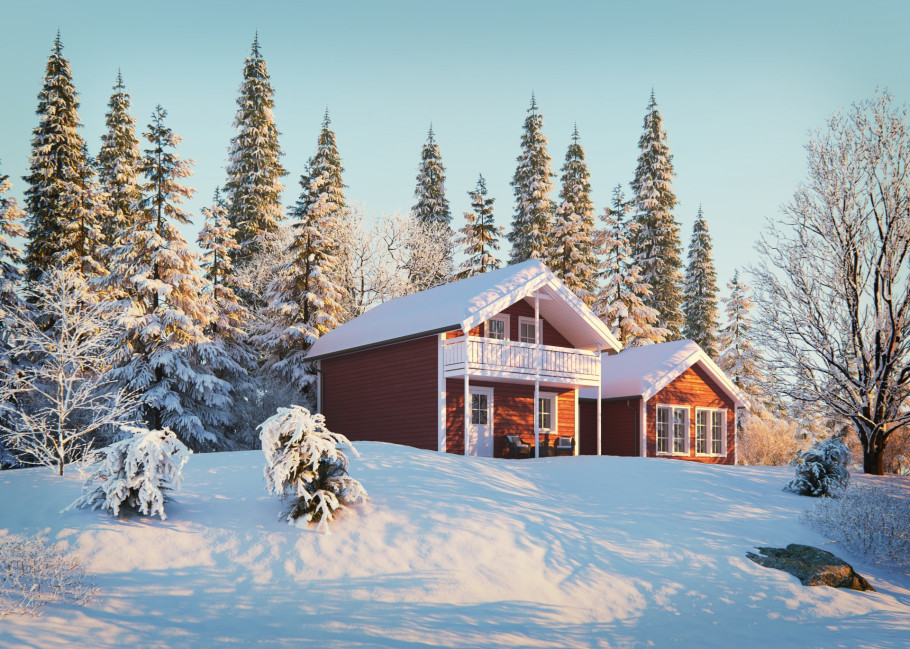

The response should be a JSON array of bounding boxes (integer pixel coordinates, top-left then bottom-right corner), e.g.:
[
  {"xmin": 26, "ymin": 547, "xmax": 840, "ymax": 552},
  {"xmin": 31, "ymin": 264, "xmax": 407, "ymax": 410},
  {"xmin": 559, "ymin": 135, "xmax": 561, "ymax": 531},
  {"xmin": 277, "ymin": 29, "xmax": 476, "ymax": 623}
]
[
  {"xmin": 259, "ymin": 405, "xmax": 367, "ymax": 533},
  {"xmin": 785, "ymin": 437, "xmax": 850, "ymax": 497}
]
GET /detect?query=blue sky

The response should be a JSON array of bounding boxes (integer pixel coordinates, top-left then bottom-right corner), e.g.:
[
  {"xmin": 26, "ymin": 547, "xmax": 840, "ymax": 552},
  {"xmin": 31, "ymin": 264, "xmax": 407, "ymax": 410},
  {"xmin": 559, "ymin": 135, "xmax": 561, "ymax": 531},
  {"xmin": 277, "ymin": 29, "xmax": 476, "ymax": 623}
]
[{"xmin": 2, "ymin": 0, "xmax": 908, "ymax": 291}]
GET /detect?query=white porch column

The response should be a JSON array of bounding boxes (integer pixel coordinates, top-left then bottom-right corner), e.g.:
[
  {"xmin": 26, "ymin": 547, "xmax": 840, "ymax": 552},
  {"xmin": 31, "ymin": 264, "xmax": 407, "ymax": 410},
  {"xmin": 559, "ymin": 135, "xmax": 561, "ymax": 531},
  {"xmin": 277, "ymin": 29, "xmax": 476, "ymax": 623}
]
[
  {"xmin": 464, "ymin": 362, "xmax": 470, "ymax": 457},
  {"xmin": 437, "ymin": 334, "xmax": 446, "ymax": 453},
  {"xmin": 574, "ymin": 389, "xmax": 579, "ymax": 456},
  {"xmin": 596, "ymin": 345, "xmax": 602, "ymax": 456},
  {"xmin": 534, "ymin": 294, "xmax": 541, "ymax": 458}
]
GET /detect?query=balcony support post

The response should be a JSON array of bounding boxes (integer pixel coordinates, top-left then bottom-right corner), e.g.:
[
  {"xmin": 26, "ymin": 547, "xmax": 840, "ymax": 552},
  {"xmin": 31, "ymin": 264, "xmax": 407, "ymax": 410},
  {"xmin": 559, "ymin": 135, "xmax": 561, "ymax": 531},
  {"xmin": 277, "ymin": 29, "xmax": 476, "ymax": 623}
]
[
  {"xmin": 534, "ymin": 293, "xmax": 540, "ymax": 458},
  {"xmin": 464, "ymin": 364, "xmax": 470, "ymax": 457},
  {"xmin": 596, "ymin": 344, "xmax": 602, "ymax": 456}
]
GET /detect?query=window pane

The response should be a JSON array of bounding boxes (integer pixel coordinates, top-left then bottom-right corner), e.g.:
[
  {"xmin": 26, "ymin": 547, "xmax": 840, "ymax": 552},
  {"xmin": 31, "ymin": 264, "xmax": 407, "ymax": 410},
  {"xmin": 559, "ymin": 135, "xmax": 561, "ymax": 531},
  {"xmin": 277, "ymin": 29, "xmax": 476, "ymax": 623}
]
[
  {"xmin": 712, "ymin": 411, "xmax": 723, "ymax": 454},
  {"xmin": 488, "ymin": 319, "xmax": 505, "ymax": 340},
  {"xmin": 520, "ymin": 322, "xmax": 536, "ymax": 344},
  {"xmin": 471, "ymin": 394, "xmax": 488, "ymax": 425},
  {"xmin": 657, "ymin": 407, "xmax": 669, "ymax": 453},
  {"xmin": 696, "ymin": 411, "xmax": 707, "ymax": 454},
  {"xmin": 673, "ymin": 408, "xmax": 686, "ymax": 453},
  {"xmin": 538, "ymin": 398, "xmax": 551, "ymax": 429}
]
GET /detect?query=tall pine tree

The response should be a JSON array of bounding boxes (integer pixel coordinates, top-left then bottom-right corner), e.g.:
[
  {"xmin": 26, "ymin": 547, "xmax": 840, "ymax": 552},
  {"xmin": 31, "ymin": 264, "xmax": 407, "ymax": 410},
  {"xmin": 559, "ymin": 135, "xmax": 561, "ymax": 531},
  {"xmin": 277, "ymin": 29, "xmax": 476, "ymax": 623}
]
[
  {"xmin": 549, "ymin": 125, "xmax": 597, "ymax": 303},
  {"xmin": 23, "ymin": 33, "xmax": 98, "ymax": 281},
  {"xmin": 224, "ymin": 34, "xmax": 286, "ymax": 264},
  {"xmin": 682, "ymin": 205, "xmax": 720, "ymax": 355},
  {"xmin": 630, "ymin": 90, "xmax": 684, "ymax": 338},
  {"xmin": 593, "ymin": 185, "xmax": 666, "ymax": 347},
  {"xmin": 410, "ymin": 124, "xmax": 453, "ymax": 286},
  {"xmin": 509, "ymin": 94, "xmax": 555, "ymax": 264},
  {"xmin": 106, "ymin": 106, "xmax": 231, "ymax": 449},
  {"xmin": 717, "ymin": 271, "xmax": 766, "ymax": 409},
  {"xmin": 455, "ymin": 174, "xmax": 503, "ymax": 280},
  {"xmin": 97, "ymin": 71, "xmax": 141, "ymax": 250},
  {"xmin": 256, "ymin": 113, "xmax": 346, "ymax": 398}
]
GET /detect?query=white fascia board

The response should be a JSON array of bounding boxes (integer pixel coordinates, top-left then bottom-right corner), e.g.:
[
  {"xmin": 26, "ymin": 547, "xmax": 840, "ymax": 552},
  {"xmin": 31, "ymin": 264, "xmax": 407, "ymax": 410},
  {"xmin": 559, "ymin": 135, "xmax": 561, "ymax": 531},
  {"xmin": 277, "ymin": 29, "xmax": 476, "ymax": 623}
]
[
  {"xmin": 639, "ymin": 350, "xmax": 749, "ymax": 408},
  {"xmin": 460, "ymin": 271, "xmax": 551, "ymax": 333},
  {"xmin": 544, "ymin": 280, "xmax": 622, "ymax": 352}
]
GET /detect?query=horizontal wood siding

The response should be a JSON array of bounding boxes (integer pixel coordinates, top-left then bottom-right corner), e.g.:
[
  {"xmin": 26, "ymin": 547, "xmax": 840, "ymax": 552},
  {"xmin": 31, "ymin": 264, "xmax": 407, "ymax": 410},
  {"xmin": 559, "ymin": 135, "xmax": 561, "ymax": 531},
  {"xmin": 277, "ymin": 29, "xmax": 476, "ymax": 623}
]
[
  {"xmin": 321, "ymin": 335, "xmax": 438, "ymax": 450},
  {"xmin": 645, "ymin": 363, "xmax": 736, "ymax": 465},
  {"xmin": 578, "ymin": 398, "xmax": 640, "ymax": 456},
  {"xmin": 444, "ymin": 300, "xmax": 574, "ymax": 349},
  {"xmin": 446, "ymin": 379, "xmax": 575, "ymax": 457}
]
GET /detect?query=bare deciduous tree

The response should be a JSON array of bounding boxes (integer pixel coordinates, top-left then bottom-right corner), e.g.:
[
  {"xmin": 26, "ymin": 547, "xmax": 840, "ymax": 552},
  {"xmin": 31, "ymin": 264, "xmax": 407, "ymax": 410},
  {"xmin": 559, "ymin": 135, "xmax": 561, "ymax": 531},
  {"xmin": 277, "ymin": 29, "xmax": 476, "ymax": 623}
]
[
  {"xmin": 752, "ymin": 91, "xmax": 910, "ymax": 475},
  {"xmin": 0, "ymin": 269, "xmax": 139, "ymax": 475}
]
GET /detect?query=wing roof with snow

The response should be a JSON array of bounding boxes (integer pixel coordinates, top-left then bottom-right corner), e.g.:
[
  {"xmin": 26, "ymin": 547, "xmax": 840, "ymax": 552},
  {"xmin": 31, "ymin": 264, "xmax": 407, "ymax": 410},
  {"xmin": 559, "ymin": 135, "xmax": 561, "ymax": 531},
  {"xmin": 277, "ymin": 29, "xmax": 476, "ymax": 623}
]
[
  {"xmin": 307, "ymin": 260, "xmax": 620, "ymax": 361},
  {"xmin": 578, "ymin": 340, "xmax": 748, "ymax": 406}
]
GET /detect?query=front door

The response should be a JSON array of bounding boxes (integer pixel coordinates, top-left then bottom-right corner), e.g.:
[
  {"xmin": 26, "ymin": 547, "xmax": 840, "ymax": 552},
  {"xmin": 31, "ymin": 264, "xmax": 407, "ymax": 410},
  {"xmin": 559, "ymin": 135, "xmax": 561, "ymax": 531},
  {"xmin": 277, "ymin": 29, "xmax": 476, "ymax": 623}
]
[{"xmin": 468, "ymin": 387, "xmax": 494, "ymax": 457}]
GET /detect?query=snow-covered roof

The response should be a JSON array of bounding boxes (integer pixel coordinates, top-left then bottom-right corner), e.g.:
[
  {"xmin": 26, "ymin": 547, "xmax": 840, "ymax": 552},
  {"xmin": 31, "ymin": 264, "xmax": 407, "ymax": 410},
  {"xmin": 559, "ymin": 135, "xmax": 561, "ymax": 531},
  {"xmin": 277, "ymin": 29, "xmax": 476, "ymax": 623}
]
[
  {"xmin": 307, "ymin": 260, "xmax": 621, "ymax": 361},
  {"xmin": 578, "ymin": 340, "xmax": 748, "ymax": 406}
]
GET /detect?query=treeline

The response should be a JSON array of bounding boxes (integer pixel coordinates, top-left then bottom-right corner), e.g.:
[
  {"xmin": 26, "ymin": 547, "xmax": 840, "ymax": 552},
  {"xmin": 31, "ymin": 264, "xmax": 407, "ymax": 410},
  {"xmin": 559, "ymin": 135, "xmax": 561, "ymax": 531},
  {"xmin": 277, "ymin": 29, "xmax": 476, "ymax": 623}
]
[{"xmin": 0, "ymin": 35, "xmax": 764, "ymax": 460}]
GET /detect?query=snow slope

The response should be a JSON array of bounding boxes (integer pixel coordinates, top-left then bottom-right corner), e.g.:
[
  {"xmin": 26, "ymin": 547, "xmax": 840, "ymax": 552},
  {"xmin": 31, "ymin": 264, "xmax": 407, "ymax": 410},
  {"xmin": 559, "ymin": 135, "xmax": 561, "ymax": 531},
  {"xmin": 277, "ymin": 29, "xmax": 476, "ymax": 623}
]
[{"xmin": 1, "ymin": 444, "xmax": 908, "ymax": 649}]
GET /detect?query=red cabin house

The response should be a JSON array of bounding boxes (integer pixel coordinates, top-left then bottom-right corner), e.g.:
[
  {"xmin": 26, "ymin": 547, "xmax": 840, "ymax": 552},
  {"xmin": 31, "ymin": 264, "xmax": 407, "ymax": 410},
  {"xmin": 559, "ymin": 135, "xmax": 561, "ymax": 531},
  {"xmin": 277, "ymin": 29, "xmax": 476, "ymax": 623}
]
[
  {"xmin": 578, "ymin": 340, "xmax": 747, "ymax": 464},
  {"xmin": 306, "ymin": 260, "xmax": 621, "ymax": 458}
]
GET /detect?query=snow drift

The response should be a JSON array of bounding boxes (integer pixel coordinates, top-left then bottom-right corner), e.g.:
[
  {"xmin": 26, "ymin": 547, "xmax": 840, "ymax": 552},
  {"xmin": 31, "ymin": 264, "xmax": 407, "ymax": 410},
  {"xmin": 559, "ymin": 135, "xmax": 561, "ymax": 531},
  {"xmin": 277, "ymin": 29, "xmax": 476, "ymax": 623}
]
[{"xmin": 1, "ymin": 443, "xmax": 908, "ymax": 648}]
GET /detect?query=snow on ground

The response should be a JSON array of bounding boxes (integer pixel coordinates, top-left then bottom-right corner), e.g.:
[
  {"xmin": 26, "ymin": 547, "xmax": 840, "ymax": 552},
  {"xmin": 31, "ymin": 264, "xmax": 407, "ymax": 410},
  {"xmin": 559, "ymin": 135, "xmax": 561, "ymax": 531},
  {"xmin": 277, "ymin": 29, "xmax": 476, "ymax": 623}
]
[{"xmin": 1, "ymin": 444, "xmax": 908, "ymax": 649}]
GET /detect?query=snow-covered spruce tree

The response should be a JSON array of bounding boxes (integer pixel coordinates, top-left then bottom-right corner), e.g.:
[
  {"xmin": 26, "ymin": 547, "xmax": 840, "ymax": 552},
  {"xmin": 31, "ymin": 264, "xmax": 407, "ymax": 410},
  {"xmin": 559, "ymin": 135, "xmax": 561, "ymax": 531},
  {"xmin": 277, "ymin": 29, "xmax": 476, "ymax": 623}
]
[
  {"xmin": 23, "ymin": 34, "xmax": 99, "ymax": 282},
  {"xmin": 97, "ymin": 71, "xmax": 142, "ymax": 250},
  {"xmin": 105, "ymin": 106, "xmax": 232, "ymax": 450},
  {"xmin": 256, "ymin": 123, "xmax": 346, "ymax": 397},
  {"xmin": 785, "ymin": 437, "xmax": 851, "ymax": 497},
  {"xmin": 548, "ymin": 126, "xmax": 597, "ymax": 304},
  {"xmin": 295, "ymin": 110, "xmax": 346, "ymax": 260},
  {"xmin": 630, "ymin": 90, "xmax": 684, "ymax": 339},
  {"xmin": 0, "ymin": 166, "xmax": 27, "ymax": 467},
  {"xmin": 717, "ymin": 271, "xmax": 767, "ymax": 410},
  {"xmin": 259, "ymin": 405, "xmax": 367, "ymax": 532},
  {"xmin": 455, "ymin": 174, "xmax": 503, "ymax": 280},
  {"xmin": 66, "ymin": 426, "xmax": 191, "ymax": 520},
  {"xmin": 682, "ymin": 205, "xmax": 720, "ymax": 356},
  {"xmin": 409, "ymin": 125, "xmax": 453, "ymax": 287},
  {"xmin": 0, "ymin": 269, "xmax": 139, "ymax": 476},
  {"xmin": 593, "ymin": 185, "xmax": 667, "ymax": 347},
  {"xmin": 197, "ymin": 189, "xmax": 257, "ymax": 447},
  {"xmin": 224, "ymin": 34, "xmax": 286, "ymax": 266},
  {"xmin": 509, "ymin": 94, "xmax": 555, "ymax": 264}
]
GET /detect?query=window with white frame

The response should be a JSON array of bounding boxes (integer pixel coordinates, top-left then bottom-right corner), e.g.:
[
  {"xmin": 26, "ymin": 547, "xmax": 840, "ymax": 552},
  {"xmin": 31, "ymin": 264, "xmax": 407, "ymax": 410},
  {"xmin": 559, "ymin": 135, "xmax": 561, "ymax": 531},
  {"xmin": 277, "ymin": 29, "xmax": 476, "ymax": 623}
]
[
  {"xmin": 518, "ymin": 316, "xmax": 537, "ymax": 344},
  {"xmin": 471, "ymin": 393, "xmax": 489, "ymax": 425},
  {"xmin": 696, "ymin": 408, "xmax": 726, "ymax": 456},
  {"xmin": 537, "ymin": 393, "xmax": 556, "ymax": 431},
  {"xmin": 657, "ymin": 405, "xmax": 688, "ymax": 454},
  {"xmin": 486, "ymin": 316, "xmax": 508, "ymax": 341}
]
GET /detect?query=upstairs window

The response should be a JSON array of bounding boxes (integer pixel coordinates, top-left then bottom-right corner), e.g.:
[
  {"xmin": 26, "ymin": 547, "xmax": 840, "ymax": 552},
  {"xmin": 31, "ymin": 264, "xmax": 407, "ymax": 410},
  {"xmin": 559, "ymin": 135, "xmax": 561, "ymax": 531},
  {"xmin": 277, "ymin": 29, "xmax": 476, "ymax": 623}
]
[
  {"xmin": 519, "ymin": 317, "xmax": 537, "ymax": 344},
  {"xmin": 485, "ymin": 315, "xmax": 509, "ymax": 340}
]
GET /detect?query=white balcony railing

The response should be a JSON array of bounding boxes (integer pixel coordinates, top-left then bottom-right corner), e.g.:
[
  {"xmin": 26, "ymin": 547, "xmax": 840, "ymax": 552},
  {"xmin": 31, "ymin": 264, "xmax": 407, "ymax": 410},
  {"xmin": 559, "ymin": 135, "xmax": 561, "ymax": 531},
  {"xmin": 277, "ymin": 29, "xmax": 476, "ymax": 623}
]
[{"xmin": 442, "ymin": 336, "xmax": 599, "ymax": 385}]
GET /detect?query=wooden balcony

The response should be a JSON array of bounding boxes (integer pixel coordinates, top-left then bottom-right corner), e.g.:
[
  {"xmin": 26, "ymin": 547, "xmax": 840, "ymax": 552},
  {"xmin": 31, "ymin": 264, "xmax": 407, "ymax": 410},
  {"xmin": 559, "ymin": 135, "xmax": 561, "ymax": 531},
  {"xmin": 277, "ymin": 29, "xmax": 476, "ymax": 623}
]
[{"xmin": 442, "ymin": 336, "xmax": 600, "ymax": 387}]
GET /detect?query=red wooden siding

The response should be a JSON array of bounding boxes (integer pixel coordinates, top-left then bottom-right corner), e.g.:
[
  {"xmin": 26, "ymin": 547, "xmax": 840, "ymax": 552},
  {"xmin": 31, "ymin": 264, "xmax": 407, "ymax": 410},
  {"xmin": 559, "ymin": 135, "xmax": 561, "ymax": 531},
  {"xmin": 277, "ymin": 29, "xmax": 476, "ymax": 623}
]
[
  {"xmin": 445, "ymin": 379, "xmax": 575, "ymax": 457},
  {"xmin": 321, "ymin": 335, "xmax": 438, "ymax": 450},
  {"xmin": 443, "ymin": 300, "xmax": 574, "ymax": 349},
  {"xmin": 578, "ymin": 398, "xmax": 641, "ymax": 456},
  {"xmin": 645, "ymin": 363, "xmax": 736, "ymax": 465}
]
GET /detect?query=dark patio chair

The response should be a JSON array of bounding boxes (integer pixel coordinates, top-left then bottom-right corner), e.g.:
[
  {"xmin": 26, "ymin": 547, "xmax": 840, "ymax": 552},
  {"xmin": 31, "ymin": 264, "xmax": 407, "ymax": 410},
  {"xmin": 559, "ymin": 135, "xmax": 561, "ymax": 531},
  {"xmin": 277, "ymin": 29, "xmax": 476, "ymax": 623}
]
[
  {"xmin": 553, "ymin": 436, "xmax": 575, "ymax": 456},
  {"xmin": 504, "ymin": 435, "xmax": 531, "ymax": 459}
]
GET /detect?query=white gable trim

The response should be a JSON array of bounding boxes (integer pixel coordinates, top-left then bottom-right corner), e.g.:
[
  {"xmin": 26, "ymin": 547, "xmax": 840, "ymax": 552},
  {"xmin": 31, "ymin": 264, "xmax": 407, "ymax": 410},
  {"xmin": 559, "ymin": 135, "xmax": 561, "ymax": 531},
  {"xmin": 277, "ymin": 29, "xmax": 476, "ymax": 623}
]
[{"xmin": 640, "ymin": 349, "xmax": 748, "ymax": 407}]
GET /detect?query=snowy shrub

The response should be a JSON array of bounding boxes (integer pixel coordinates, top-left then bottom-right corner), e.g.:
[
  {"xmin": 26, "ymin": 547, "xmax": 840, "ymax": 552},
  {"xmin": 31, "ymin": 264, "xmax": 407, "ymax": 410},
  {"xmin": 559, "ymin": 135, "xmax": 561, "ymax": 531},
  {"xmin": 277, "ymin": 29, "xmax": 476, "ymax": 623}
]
[
  {"xmin": 801, "ymin": 482, "xmax": 910, "ymax": 568},
  {"xmin": 65, "ymin": 426, "xmax": 191, "ymax": 521},
  {"xmin": 0, "ymin": 534, "xmax": 95, "ymax": 617},
  {"xmin": 785, "ymin": 437, "xmax": 851, "ymax": 497},
  {"xmin": 737, "ymin": 412, "xmax": 806, "ymax": 466},
  {"xmin": 259, "ymin": 405, "xmax": 367, "ymax": 533}
]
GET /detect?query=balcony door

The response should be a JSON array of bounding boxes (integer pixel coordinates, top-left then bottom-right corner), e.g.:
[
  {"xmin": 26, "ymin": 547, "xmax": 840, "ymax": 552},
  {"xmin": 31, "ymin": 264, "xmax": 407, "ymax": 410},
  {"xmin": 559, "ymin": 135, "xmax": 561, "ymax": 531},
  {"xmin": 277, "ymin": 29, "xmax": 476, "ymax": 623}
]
[{"xmin": 468, "ymin": 387, "xmax": 494, "ymax": 457}]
